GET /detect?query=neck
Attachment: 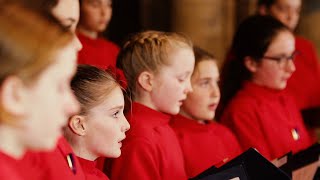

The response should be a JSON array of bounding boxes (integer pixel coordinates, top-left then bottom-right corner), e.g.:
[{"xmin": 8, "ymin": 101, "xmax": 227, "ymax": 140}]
[
  {"xmin": 179, "ymin": 110, "xmax": 212, "ymax": 124},
  {"xmin": 77, "ymin": 27, "xmax": 98, "ymax": 39},
  {"xmin": 0, "ymin": 124, "xmax": 25, "ymax": 159},
  {"xmin": 134, "ymin": 95, "xmax": 159, "ymax": 112},
  {"xmin": 70, "ymin": 138, "xmax": 98, "ymax": 161},
  {"xmin": 179, "ymin": 110, "xmax": 195, "ymax": 120}
]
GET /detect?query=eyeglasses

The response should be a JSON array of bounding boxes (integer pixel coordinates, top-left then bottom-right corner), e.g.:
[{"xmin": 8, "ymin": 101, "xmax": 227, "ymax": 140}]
[{"xmin": 262, "ymin": 51, "xmax": 299, "ymax": 67}]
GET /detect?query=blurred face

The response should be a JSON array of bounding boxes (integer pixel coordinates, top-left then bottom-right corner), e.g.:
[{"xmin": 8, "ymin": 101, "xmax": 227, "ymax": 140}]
[
  {"xmin": 79, "ymin": 0, "xmax": 112, "ymax": 32},
  {"xmin": 52, "ymin": 0, "xmax": 82, "ymax": 50},
  {"xmin": 85, "ymin": 86, "xmax": 130, "ymax": 158},
  {"xmin": 181, "ymin": 60, "xmax": 220, "ymax": 121},
  {"xmin": 267, "ymin": 0, "xmax": 301, "ymax": 30},
  {"xmin": 251, "ymin": 31, "xmax": 296, "ymax": 90},
  {"xmin": 150, "ymin": 47, "xmax": 195, "ymax": 115},
  {"xmin": 21, "ymin": 41, "xmax": 80, "ymax": 150},
  {"xmin": 52, "ymin": 0, "xmax": 80, "ymax": 32}
]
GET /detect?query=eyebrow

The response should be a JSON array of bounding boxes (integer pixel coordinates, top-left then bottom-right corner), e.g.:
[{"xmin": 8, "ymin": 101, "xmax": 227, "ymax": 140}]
[
  {"xmin": 198, "ymin": 76, "xmax": 219, "ymax": 81},
  {"xmin": 197, "ymin": 77, "xmax": 213, "ymax": 82},
  {"xmin": 108, "ymin": 105, "xmax": 124, "ymax": 111},
  {"xmin": 199, "ymin": 77, "xmax": 211, "ymax": 80}
]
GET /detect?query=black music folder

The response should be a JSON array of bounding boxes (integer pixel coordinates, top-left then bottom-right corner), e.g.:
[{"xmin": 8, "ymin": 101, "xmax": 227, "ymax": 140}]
[
  {"xmin": 280, "ymin": 143, "xmax": 320, "ymax": 178},
  {"xmin": 190, "ymin": 148, "xmax": 291, "ymax": 180}
]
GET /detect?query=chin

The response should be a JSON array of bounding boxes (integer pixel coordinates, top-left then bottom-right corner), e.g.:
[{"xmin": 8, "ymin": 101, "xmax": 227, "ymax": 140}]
[
  {"xmin": 278, "ymin": 83, "xmax": 287, "ymax": 90},
  {"xmin": 203, "ymin": 115, "xmax": 215, "ymax": 121},
  {"xmin": 169, "ymin": 108, "xmax": 180, "ymax": 115},
  {"xmin": 200, "ymin": 111, "xmax": 214, "ymax": 120},
  {"xmin": 210, "ymin": 114, "xmax": 215, "ymax": 120},
  {"xmin": 162, "ymin": 106, "xmax": 180, "ymax": 115},
  {"xmin": 97, "ymin": 25, "xmax": 107, "ymax": 32},
  {"xmin": 269, "ymin": 82, "xmax": 286, "ymax": 90},
  {"xmin": 289, "ymin": 24, "xmax": 297, "ymax": 31},
  {"xmin": 110, "ymin": 151, "xmax": 121, "ymax": 158}
]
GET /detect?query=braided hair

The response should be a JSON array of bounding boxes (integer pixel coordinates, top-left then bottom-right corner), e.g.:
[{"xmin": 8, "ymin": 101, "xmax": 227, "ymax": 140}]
[{"xmin": 117, "ymin": 30, "xmax": 193, "ymax": 99}]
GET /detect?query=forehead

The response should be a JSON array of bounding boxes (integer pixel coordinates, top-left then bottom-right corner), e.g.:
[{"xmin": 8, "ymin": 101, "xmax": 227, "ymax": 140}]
[
  {"xmin": 265, "ymin": 31, "xmax": 295, "ymax": 53},
  {"xmin": 90, "ymin": 86, "xmax": 124, "ymax": 112},
  {"xmin": 274, "ymin": 0, "xmax": 301, "ymax": 7},
  {"xmin": 164, "ymin": 47, "xmax": 194, "ymax": 70},
  {"xmin": 168, "ymin": 46, "xmax": 193, "ymax": 62},
  {"xmin": 52, "ymin": 0, "xmax": 80, "ymax": 22},
  {"xmin": 193, "ymin": 60, "xmax": 218, "ymax": 78},
  {"xmin": 107, "ymin": 86, "xmax": 123, "ymax": 103}
]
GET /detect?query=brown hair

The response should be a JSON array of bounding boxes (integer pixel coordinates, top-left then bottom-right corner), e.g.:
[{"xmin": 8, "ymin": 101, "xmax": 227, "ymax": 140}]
[
  {"xmin": 71, "ymin": 65, "xmax": 121, "ymax": 115},
  {"xmin": 0, "ymin": 4, "xmax": 73, "ymax": 84},
  {"xmin": 193, "ymin": 46, "xmax": 216, "ymax": 74},
  {"xmin": 117, "ymin": 30, "xmax": 193, "ymax": 99}
]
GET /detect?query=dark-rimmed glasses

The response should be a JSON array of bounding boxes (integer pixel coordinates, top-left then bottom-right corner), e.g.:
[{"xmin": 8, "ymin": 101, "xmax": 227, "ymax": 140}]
[{"xmin": 262, "ymin": 51, "xmax": 299, "ymax": 67}]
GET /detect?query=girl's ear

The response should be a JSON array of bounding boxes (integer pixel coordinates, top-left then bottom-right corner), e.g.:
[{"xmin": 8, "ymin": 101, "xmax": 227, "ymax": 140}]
[
  {"xmin": 0, "ymin": 76, "xmax": 28, "ymax": 118},
  {"xmin": 137, "ymin": 71, "xmax": 154, "ymax": 92},
  {"xmin": 244, "ymin": 56, "xmax": 259, "ymax": 73},
  {"xmin": 68, "ymin": 115, "xmax": 87, "ymax": 136}
]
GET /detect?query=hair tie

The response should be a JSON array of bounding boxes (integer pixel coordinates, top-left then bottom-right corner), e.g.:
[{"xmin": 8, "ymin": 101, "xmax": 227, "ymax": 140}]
[{"xmin": 106, "ymin": 65, "xmax": 128, "ymax": 89}]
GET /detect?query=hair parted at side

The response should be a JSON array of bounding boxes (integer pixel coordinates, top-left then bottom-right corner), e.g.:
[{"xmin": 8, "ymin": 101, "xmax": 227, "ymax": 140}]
[
  {"xmin": 117, "ymin": 30, "xmax": 193, "ymax": 99},
  {"xmin": 193, "ymin": 46, "xmax": 216, "ymax": 68},
  {"xmin": 71, "ymin": 65, "xmax": 121, "ymax": 115}
]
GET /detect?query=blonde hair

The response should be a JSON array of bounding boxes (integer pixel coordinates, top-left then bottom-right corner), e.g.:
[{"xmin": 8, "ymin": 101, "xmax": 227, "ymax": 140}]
[
  {"xmin": 65, "ymin": 65, "xmax": 121, "ymax": 145},
  {"xmin": 0, "ymin": 4, "xmax": 73, "ymax": 122},
  {"xmin": 118, "ymin": 30, "xmax": 193, "ymax": 99}
]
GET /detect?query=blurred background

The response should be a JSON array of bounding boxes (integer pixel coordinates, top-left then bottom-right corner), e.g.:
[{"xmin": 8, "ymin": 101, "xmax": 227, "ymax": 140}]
[
  {"xmin": 103, "ymin": 0, "xmax": 320, "ymax": 139},
  {"xmin": 106, "ymin": 0, "xmax": 320, "ymax": 66}
]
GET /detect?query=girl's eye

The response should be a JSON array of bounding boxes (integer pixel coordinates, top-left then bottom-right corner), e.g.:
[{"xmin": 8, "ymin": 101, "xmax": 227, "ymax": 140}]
[
  {"xmin": 200, "ymin": 80, "xmax": 210, "ymax": 87},
  {"xmin": 112, "ymin": 111, "xmax": 120, "ymax": 118},
  {"xmin": 178, "ymin": 74, "xmax": 188, "ymax": 83},
  {"xmin": 178, "ymin": 78, "xmax": 185, "ymax": 83},
  {"xmin": 61, "ymin": 23, "xmax": 73, "ymax": 30}
]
